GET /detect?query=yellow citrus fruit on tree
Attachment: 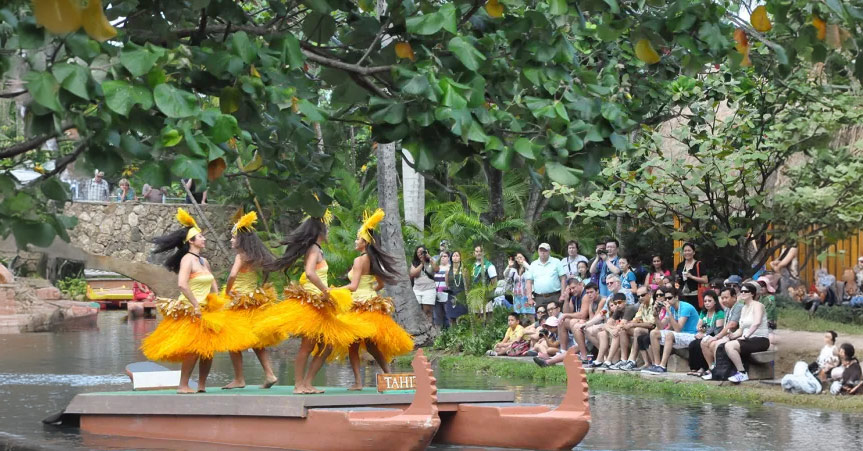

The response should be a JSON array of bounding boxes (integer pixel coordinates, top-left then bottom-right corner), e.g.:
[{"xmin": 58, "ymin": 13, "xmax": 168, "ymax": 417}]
[
  {"xmin": 81, "ymin": 0, "xmax": 117, "ymax": 42},
  {"xmin": 395, "ymin": 42, "xmax": 416, "ymax": 61},
  {"xmin": 634, "ymin": 39, "xmax": 660, "ymax": 64},
  {"xmin": 750, "ymin": 5, "xmax": 772, "ymax": 33},
  {"xmin": 485, "ymin": 0, "xmax": 504, "ymax": 18},
  {"xmin": 812, "ymin": 16, "xmax": 826, "ymax": 40}
]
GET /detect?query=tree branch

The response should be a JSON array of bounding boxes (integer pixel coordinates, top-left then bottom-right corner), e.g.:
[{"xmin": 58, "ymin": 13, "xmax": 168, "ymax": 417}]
[
  {"xmin": 26, "ymin": 138, "xmax": 88, "ymax": 186},
  {"xmin": 356, "ymin": 16, "xmax": 392, "ymax": 66},
  {"xmin": 0, "ymin": 90, "xmax": 27, "ymax": 99},
  {"xmin": 301, "ymin": 44, "xmax": 393, "ymax": 75},
  {"xmin": 458, "ymin": 0, "xmax": 484, "ymax": 26},
  {"xmin": 0, "ymin": 134, "xmax": 58, "ymax": 159}
]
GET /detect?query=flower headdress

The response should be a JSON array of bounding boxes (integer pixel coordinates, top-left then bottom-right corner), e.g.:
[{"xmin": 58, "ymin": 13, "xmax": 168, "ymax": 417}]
[
  {"xmin": 357, "ymin": 208, "xmax": 385, "ymax": 244},
  {"xmin": 232, "ymin": 211, "xmax": 258, "ymax": 236},
  {"xmin": 176, "ymin": 208, "xmax": 202, "ymax": 243}
]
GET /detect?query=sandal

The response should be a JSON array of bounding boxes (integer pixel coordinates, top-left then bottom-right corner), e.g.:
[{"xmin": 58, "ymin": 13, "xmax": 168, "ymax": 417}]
[{"xmin": 686, "ymin": 371, "xmax": 703, "ymax": 377}]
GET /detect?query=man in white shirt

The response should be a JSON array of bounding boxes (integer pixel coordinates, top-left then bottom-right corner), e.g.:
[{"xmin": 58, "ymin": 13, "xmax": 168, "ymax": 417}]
[{"xmin": 560, "ymin": 240, "xmax": 589, "ymax": 279}]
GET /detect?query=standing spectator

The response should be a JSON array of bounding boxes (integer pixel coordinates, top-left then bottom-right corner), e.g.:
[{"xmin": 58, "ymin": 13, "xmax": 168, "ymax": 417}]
[
  {"xmin": 472, "ymin": 244, "xmax": 498, "ymax": 286},
  {"xmin": 756, "ymin": 276, "xmax": 778, "ymax": 341},
  {"xmin": 645, "ymin": 255, "xmax": 671, "ymax": 290},
  {"xmin": 85, "ymin": 170, "xmax": 110, "ymax": 201},
  {"xmin": 619, "ymin": 257, "xmax": 638, "ymax": 303},
  {"xmin": 505, "ymin": 252, "xmax": 532, "ymax": 315},
  {"xmin": 722, "ymin": 282, "xmax": 771, "ymax": 383},
  {"xmin": 830, "ymin": 343, "xmax": 862, "ymax": 395},
  {"xmin": 525, "ymin": 243, "xmax": 566, "ymax": 311},
  {"xmin": 116, "ymin": 178, "xmax": 136, "ymax": 202},
  {"xmin": 576, "ymin": 261, "xmax": 591, "ymax": 285},
  {"xmin": 433, "ymin": 240, "xmax": 449, "ymax": 263},
  {"xmin": 642, "ymin": 287, "xmax": 700, "ymax": 374},
  {"xmin": 676, "ymin": 242, "xmax": 708, "ymax": 310},
  {"xmin": 141, "ymin": 184, "xmax": 165, "ymax": 203},
  {"xmin": 183, "ymin": 178, "xmax": 207, "ymax": 204},
  {"xmin": 590, "ymin": 239, "xmax": 621, "ymax": 297},
  {"xmin": 433, "ymin": 251, "xmax": 451, "ymax": 329},
  {"xmin": 686, "ymin": 290, "xmax": 725, "ymax": 376},
  {"xmin": 445, "ymin": 250, "xmax": 469, "ymax": 322},
  {"xmin": 410, "ymin": 245, "xmax": 437, "ymax": 322},
  {"xmin": 560, "ymin": 240, "xmax": 589, "ymax": 280},
  {"xmin": 854, "ymin": 257, "xmax": 863, "ymax": 292},
  {"xmin": 588, "ymin": 241, "xmax": 606, "ymax": 288},
  {"xmin": 770, "ymin": 246, "xmax": 799, "ymax": 293}
]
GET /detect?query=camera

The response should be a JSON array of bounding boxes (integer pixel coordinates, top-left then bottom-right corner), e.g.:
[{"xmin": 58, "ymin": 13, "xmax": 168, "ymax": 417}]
[
  {"xmin": 597, "ymin": 250, "xmax": 607, "ymax": 255},
  {"xmin": 539, "ymin": 329, "xmax": 549, "ymax": 337}
]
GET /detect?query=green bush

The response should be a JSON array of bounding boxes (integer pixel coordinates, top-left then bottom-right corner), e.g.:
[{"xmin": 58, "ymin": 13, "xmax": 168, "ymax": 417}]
[
  {"xmin": 433, "ymin": 308, "xmax": 515, "ymax": 356},
  {"xmin": 58, "ymin": 278, "xmax": 87, "ymax": 299}
]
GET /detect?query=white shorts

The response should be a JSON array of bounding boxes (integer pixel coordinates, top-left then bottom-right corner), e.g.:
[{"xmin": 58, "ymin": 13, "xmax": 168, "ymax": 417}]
[
  {"xmin": 415, "ymin": 289, "xmax": 437, "ymax": 305},
  {"xmin": 659, "ymin": 330, "xmax": 696, "ymax": 349},
  {"xmin": 436, "ymin": 292, "xmax": 449, "ymax": 303}
]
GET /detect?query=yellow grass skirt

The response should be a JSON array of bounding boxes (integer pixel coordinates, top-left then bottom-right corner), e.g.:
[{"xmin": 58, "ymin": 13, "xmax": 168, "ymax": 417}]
[
  {"xmin": 334, "ymin": 310, "xmax": 414, "ymax": 363},
  {"xmin": 141, "ymin": 294, "xmax": 259, "ymax": 363},
  {"xmin": 222, "ymin": 284, "xmax": 282, "ymax": 348},
  {"xmin": 252, "ymin": 285, "xmax": 375, "ymax": 350}
]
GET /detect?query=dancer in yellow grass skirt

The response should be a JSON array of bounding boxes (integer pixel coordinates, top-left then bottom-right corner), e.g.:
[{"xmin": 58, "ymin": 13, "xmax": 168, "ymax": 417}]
[
  {"xmin": 141, "ymin": 209, "xmax": 258, "ymax": 394},
  {"xmin": 221, "ymin": 211, "xmax": 280, "ymax": 390},
  {"xmin": 256, "ymin": 216, "xmax": 374, "ymax": 394},
  {"xmin": 338, "ymin": 209, "xmax": 414, "ymax": 390}
]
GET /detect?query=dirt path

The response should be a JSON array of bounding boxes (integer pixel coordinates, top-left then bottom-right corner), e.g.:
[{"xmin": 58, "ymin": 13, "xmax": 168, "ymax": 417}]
[{"xmin": 774, "ymin": 329, "xmax": 863, "ymax": 374}]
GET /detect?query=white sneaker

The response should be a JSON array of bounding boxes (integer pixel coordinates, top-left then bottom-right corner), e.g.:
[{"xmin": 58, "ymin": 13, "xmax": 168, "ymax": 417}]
[
  {"xmin": 701, "ymin": 371, "xmax": 712, "ymax": 380},
  {"xmin": 728, "ymin": 371, "xmax": 749, "ymax": 383},
  {"xmin": 486, "ymin": 350, "xmax": 497, "ymax": 356}
]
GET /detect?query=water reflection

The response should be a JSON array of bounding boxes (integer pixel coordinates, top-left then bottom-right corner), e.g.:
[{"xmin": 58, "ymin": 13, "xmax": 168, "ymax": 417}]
[{"xmin": 0, "ymin": 311, "xmax": 862, "ymax": 450}]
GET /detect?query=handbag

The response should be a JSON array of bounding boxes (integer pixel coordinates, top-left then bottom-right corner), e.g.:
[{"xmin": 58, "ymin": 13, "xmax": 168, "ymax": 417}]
[
  {"xmin": 506, "ymin": 340, "xmax": 530, "ymax": 357},
  {"xmin": 694, "ymin": 261, "xmax": 707, "ymax": 309}
]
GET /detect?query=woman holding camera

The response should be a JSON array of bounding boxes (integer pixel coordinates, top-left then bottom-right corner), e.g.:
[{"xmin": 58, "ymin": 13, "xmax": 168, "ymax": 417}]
[
  {"xmin": 410, "ymin": 245, "xmax": 437, "ymax": 322},
  {"xmin": 676, "ymin": 242, "xmax": 708, "ymax": 311}
]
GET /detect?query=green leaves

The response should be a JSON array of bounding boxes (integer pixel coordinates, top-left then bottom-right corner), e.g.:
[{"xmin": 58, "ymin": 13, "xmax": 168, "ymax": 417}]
[
  {"xmin": 220, "ymin": 87, "xmax": 242, "ymax": 113},
  {"xmin": 102, "ymin": 80, "xmax": 153, "ymax": 116},
  {"xmin": 24, "ymin": 72, "xmax": 63, "ymax": 112},
  {"xmin": 153, "ymin": 84, "xmax": 198, "ymax": 118},
  {"xmin": 230, "ymin": 31, "xmax": 256, "ymax": 64},
  {"xmin": 120, "ymin": 46, "xmax": 164, "ymax": 77},
  {"xmin": 303, "ymin": 12, "xmax": 337, "ymax": 44},
  {"xmin": 447, "ymin": 37, "xmax": 486, "ymax": 71},
  {"xmin": 40, "ymin": 178, "xmax": 69, "ymax": 201},
  {"xmin": 172, "ymin": 155, "xmax": 208, "ymax": 182},
  {"xmin": 52, "ymin": 63, "xmax": 90, "ymax": 100},
  {"xmin": 545, "ymin": 161, "xmax": 580, "ymax": 186},
  {"xmin": 406, "ymin": 4, "xmax": 457, "ymax": 35}
]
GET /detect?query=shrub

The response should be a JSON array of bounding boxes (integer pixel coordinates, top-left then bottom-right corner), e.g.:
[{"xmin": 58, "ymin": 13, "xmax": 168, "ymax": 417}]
[
  {"xmin": 433, "ymin": 308, "xmax": 514, "ymax": 356},
  {"xmin": 58, "ymin": 278, "xmax": 87, "ymax": 299}
]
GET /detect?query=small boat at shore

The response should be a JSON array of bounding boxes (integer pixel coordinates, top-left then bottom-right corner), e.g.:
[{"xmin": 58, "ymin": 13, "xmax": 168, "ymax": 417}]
[{"xmin": 50, "ymin": 349, "xmax": 591, "ymax": 450}]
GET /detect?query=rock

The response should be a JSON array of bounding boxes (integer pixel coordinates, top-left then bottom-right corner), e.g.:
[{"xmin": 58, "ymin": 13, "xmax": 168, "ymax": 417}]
[
  {"xmin": 36, "ymin": 287, "xmax": 62, "ymax": 300},
  {"xmin": 0, "ymin": 263, "xmax": 13, "ymax": 284},
  {"xmin": 128, "ymin": 212, "xmax": 139, "ymax": 227}
]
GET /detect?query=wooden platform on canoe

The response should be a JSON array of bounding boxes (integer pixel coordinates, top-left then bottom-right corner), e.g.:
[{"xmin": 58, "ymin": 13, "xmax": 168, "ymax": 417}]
[{"xmin": 64, "ymin": 386, "xmax": 514, "ymax": 418}]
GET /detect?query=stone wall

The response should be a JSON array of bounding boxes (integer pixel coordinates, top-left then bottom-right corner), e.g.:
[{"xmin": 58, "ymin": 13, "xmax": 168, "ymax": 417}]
[{"xmin": 63, "ymin": 202, "xmax": 237, "ymax": 271}]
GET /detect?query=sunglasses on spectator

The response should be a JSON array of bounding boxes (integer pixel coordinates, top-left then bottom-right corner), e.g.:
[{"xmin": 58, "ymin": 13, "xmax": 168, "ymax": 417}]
[
  {"xmin": 536, "ymin": 309, "xmax": 546, "ymax": 313},
  {"xmin": 664, "ymin": 295, "xmax": 674, "ymax": 300},
  {"xmin": 740, "ymin": 289, "xmax": 753, "ymax": 294},
  {"xmin": 638, "ymin": 292, "xmax": 650, "ymax": 297}
]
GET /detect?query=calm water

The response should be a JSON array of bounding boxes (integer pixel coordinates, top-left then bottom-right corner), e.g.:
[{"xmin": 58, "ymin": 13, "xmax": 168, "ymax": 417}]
[{"xmin": 1, "ymin": 311, "xmax": 861, "ymax": 450}]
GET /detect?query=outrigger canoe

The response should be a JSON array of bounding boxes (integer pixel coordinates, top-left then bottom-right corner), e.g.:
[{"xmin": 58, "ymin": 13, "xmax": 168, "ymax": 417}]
[{"xmin": 50, "ymin": 349, "xmax": 591, "ymax": 450}]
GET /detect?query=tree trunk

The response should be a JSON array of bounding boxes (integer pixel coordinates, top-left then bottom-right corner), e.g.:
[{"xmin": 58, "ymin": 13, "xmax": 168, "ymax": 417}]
[
  {"xmin": 481, "ymin": 159, "xmax": 504, "ymax": 224},
  {"xmin": 401, "ymin": 149, "xmax": 425, "ymax": 229},
  {"xmin": 377, "ymin": 142, "xmax": 435, "ymax": 345}
]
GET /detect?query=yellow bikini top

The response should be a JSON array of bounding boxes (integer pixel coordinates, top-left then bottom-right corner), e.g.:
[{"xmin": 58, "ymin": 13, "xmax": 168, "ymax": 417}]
[
  {"xmin": 350, "ymin": 272, "xmax": 378, "ymax": 302},
  {"xmin": 157, "ymin": 271, "xmax": 213, "ymax": 317},
  {"xmin": 299, "ymin": 260, "xmax": 328, "ymax": 294},
  {"xmin": 231, "ymin": 269, "xmax": 258, "ymax": 296}
]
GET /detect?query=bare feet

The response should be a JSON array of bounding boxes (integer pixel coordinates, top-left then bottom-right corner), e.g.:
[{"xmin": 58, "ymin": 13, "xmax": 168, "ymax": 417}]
[
  {"xmin": 348, "ymin": 384, "xmax": 363, "ymax": 391},
  {"xmin": 177, "ymin": 387, "xmax": 197, "ymax": 394},
  {"xmin": 261, "ymin": 377, "xmax": 278, "ymax": 389},
  {"xmin": 197, "ymin": 388, "xmax": 207, "ymax": 393},
  {"xmin": 222, "ymin": 381, "xmax": 246, "ymax": 390},
  {"xmin": 293, "ymin": 385, "xmax": 308, "ymax": 394},
  {"xmin": 307, "ymin": 386, "xmax": 324, "ymax": 394}
]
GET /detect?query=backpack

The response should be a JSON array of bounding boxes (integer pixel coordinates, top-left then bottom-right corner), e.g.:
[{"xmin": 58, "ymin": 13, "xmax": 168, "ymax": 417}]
[
  {"xmin": 710, "ymin": 343, "xmax": 739, "ymax": 380},
  {"xmin": 506, "ymin": 340, "xmax": 530, "ymax": 357}
]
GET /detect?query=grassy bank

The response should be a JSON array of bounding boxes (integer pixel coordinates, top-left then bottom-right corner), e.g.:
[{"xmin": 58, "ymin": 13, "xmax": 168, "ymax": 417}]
[
  {"xmin": 398, "ymin": 351, "xmax": 863, "ymax": 412},
  {"xmin": 778, "ymin": 306, "xmax": 863, "ymax": 335}
]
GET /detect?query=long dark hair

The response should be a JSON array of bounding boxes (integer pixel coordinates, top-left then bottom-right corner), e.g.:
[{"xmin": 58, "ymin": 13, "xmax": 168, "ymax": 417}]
[
  {"xmin": 412, "ymin": 245, "xmax": 428, "ymax": 267},
  {"xmin": 264, "ymin": 218, "xmax": 326, "ymax": 273},
  {"xmin": 364, "ymin": 230, "xmax": 401, "ymax": 284},
  {"xmin": 235, "ymin": 230, "xmax": 276, "ymax": 268},
  {"xmin": 702, "ymin": 290, "xmax": 720, "ymax": 313},
  {"xmin": 152, "ymin": 228, "xmax": 192, "ymax": 273}
]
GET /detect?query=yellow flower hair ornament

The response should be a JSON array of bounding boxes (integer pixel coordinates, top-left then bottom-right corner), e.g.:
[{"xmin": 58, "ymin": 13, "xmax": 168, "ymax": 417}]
[
  {"xmin": 357, "ymin": 208, "xmax": 385, "ymax": 244},
  {"xmin": 176, "ymin": 208, "xmax": 202, "ymax": 243},
  {"xmin": 232, "ymin": 211, "xmax": 258, "ymax": 236}
]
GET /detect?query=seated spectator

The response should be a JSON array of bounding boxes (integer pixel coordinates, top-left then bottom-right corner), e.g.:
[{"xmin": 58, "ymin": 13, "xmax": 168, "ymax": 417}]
[
  {"xmin": 811, "ymin": 331, "xmax": 840, "ymax": 382},
  {"xmin": 642, "ymin": 288, "xmax": 699, "ymax": 373},
  {"xmin": 806, "ymin": 265, "xmax": 838, "ymax": 312},
  {"xmin": 721, "ymin": 282, "xmax": 771, "ymax": 383},
  {"xmin": 488, "ymin": 313, "xmax": 525, "ymax": 356},
  {"xmin": 557, "ymin": 283, "xmax": 596, "ymax": 358},
  {"xmin": 686, "ymin": 290, "xmax": 725, "ymax": 376},
  {"xmin": 587, "ymin": 293, "xmax": 628, "ymax": 368},
  {"xmin": 132, "ymin": 281, "xmax": 155, "ymax": 302},
  {"xmin": 788, "ymin": 284, "xmax": 806, "ymax": 306},
  {"xmin": 701, "ymin": 286, "xmax": 742, "ymax": 380},
  {"xmin": 523, "ymin": 306, "xmax": 549, "ymax": 346},
  {"xmin": 528, "ymin": 316, "xmax": 561, "ymax": 358},
  {"xmin": 830, "ymin": 343, "xmax": 862, "ymax": 395},
  {"xmin": 561, "ymin": 277, "xmax": 583, "ymax": 313},
  {"xmin": 116, "ymin": 178, "xmax": 136, "ymax": 202},
  {"xmin": 536, "ymin": 286, "xmax": 604, "ymax": 367},
  {"xmin": 723, "ymin": 275, "xmax": 743, "ymax": 292},
  {"xmin": 841, "ymin": 268, "xmax": 863, "ymax": 307},
  {"xmin": 614, "ymin": 286, "xmax": 657, "ymax": 371}
]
